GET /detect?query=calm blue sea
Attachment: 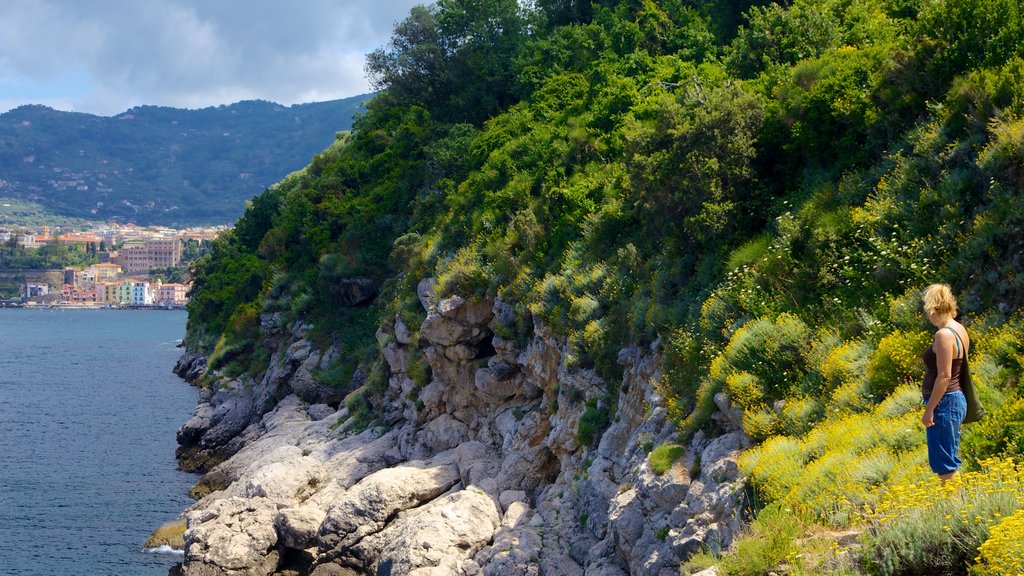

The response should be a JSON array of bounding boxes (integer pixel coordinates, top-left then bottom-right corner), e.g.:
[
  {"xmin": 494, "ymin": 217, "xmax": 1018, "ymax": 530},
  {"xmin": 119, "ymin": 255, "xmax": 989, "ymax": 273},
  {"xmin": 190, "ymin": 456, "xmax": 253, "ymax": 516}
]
[{"xmin": 0, "ymin": 309, "xmax": 198, "ymax": 576}]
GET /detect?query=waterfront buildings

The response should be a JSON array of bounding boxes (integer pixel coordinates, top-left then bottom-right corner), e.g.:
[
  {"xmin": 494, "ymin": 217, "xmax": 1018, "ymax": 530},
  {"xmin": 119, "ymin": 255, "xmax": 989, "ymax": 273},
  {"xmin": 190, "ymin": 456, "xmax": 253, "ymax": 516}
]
[{"xmin": 10, "ymin": 222, "xmax": 217, "ymax": 306}]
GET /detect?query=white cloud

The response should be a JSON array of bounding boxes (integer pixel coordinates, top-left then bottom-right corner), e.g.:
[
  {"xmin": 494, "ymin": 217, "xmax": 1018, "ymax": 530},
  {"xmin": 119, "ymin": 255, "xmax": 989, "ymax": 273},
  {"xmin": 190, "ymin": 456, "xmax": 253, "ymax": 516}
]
[{"xmin": 0, "ymin": 0, "xmax": 423, "ymax": 115}]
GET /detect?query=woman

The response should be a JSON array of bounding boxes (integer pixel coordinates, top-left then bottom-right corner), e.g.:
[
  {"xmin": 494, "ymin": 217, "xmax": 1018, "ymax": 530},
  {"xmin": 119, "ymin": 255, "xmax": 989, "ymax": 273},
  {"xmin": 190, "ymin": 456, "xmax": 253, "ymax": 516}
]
[{"xmin": 921, "ymin": 283, "xmax": 969, "ymax": 481}]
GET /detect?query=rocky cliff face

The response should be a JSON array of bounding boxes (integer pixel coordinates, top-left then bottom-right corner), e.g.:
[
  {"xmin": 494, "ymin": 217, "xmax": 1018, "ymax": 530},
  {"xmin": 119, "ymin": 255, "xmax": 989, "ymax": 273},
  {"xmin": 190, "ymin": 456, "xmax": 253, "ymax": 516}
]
[{"xmin": 171, "ymin": 280, "xmax": 750, "ymax": 576}]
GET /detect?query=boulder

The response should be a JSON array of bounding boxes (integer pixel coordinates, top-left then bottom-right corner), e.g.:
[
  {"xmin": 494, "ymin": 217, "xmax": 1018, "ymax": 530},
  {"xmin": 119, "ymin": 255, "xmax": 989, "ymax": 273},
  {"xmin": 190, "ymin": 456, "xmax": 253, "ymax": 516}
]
[
  {"xmin": 275, "ymin": 504, "xmax": 326, "ymax": 550},
  {"xmin": 174, "ymin": 351, "xmax": 209, "ymax": 383},
  {"xmin": 394, "ymin": 317, "xmax": 414, "ymax": 345},
  {"xmin": 318, "ymin": 460, "xmax": 462, "ymax": 556},
  {"xmin": 351, "ymin": 488, "xmax": 501, "ymax": 575},
  {"xmin": 244, "ymin": 456, "xmax": 325, "ymax": 502},
  {"xmin": 437, "ymin": 295, "xmax": 494, "ymax": 326},
  {"xmin": 310, "ymin": 563, "xmax": 360, "ymax": 576},
  {"xmin": 420, "ymin": 313, "xmax": 480, "ymax": 347},
  {"xmin": 200, "ymin": 388, "xmax": 256, "ymax": 449},
  {"xmin": 417, "ymin": 278, "xmax": 437, "ymax": 312},
  {"xmin": 474, "ymin": 366, "xmax": 517, "ymax": 400},
  {"xmin": 498, "ymin": 490, "xmax": 528, "ymax": 513},
  {"xmin": 290, "ymin": 349, "xmax": 343, "ymax": 406},
  {"xmin": 177, "ymin": 400, "xmax": 216, "ymax": 445},
  {"xmin": 444, "ymin": 343, "xmax": 478, "ymax": 363},
  {"xmin": 307, "ymin": 404, "xmax": 336, "ymax": 421},
  {"xmin": 183, "ymin": 497, "xmax": 280, "ymax": 576},
  {"xmin": 417, "ymin": 414, "xmax": 471, "ymax": 453}
]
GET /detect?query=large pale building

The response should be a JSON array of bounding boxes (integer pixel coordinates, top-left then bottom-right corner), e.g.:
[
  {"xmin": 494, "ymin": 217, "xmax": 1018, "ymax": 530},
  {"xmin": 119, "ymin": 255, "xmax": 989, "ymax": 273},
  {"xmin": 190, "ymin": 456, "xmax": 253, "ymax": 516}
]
[{"xmin": 115, "ymin": 237, "xmax": 182, "ymax": 274}]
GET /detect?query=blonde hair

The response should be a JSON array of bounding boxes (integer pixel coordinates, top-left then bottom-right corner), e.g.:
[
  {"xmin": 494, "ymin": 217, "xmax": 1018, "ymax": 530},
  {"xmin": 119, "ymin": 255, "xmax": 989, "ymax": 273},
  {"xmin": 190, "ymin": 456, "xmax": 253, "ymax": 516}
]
[{"xmin": 922, "ymin": 283, "xmax": 957, "ymax": 319}]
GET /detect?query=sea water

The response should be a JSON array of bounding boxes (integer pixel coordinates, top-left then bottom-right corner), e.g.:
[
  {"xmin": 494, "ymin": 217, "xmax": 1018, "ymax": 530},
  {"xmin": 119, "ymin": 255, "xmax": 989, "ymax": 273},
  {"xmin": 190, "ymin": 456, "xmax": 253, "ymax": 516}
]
[{"xmin": 0, "ymin": 308, "xmax": 198, "ymax": 576}]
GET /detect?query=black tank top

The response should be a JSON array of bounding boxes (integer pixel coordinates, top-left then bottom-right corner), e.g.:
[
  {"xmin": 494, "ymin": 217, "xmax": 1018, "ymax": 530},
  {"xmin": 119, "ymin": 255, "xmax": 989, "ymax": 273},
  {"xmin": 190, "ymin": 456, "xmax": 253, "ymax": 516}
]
[{"xmin": 922, "ymin": 327, "xmax": 964, "ymax": 398}]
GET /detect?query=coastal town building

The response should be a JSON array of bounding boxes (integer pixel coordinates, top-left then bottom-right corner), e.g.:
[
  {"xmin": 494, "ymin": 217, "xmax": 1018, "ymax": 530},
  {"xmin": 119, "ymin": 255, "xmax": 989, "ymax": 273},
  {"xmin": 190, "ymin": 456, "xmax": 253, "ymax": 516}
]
[
  {"xmin": 94, "ymin": 282, "xmax": 117, "ymax": 304},
  {"xmin": 11, "ymin": 222, "xmax": 215, "ymax": 306},
  {"xmin": 23, "ymin": 282, "xmax": 49, "ymax": 298},
  {"xmin": 62, "ymin": 284, "xmax": 99, "ymax": 304},
  {"xmin": 157, "ymin": 283, "xmax": 188, "ymax": 306},
  {"xmin": 114, "ymin": 237, "xmax": 182, "ymax": 274},
  {"xmin": 91, "ymin": 262, "xmax": 122, "ymax": 282}
]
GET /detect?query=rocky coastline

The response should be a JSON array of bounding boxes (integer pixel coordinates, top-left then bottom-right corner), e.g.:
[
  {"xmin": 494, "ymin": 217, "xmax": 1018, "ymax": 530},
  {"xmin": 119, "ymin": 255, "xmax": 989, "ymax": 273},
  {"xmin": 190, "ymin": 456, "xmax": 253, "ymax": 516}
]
[{"xmin": 165, "ymin": 280, "xmax": 749, "ymax": 576}]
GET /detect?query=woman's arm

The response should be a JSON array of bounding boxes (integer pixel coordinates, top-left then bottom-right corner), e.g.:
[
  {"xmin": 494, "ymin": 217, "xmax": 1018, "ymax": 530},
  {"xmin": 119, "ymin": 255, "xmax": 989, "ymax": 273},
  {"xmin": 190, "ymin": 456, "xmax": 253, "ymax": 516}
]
[{"xmin": 923, "ymin": 329, "xmax": 955, "ymax": 427}]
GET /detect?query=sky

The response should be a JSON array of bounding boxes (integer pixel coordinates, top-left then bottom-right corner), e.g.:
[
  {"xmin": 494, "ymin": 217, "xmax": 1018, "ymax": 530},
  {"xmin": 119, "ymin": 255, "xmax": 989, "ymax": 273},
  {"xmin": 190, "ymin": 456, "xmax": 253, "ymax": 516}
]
[{"xmin": 0, "ymin": 0, "xmax": 424, "ymax": 116}]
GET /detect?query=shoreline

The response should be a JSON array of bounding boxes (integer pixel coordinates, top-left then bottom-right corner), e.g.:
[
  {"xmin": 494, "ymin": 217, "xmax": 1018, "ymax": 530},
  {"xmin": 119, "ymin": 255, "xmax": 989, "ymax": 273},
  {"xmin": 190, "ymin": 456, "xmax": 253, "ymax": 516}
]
[{"xmin": 0, "ymin": 302, "xmax": 186, "ymax": 310}]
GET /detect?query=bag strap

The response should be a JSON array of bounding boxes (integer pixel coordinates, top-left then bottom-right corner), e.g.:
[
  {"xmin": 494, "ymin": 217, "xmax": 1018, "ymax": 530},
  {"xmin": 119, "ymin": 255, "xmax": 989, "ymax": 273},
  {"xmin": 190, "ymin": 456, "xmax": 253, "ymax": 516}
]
[{"xmin": 944, "ymin": 327, "xmax": 964, "ymax": 359}]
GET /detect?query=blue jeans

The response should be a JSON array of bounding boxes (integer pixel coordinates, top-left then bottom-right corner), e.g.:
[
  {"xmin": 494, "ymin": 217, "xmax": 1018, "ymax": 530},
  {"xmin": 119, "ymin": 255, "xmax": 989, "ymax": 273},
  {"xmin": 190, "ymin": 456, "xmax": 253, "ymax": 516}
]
[{"xmin": 925, "ymin": 391, "xmax": 966, "ymax": 474}]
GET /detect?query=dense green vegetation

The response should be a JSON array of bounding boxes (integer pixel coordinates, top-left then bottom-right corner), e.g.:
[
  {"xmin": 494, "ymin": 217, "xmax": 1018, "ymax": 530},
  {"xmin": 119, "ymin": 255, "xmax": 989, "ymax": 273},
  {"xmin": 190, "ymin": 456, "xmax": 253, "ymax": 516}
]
[
  {"xmin": 0, "ymin": 96, "xmax": 368, "ymax": 226},
  {"xmin": 186, "ymin": 0, "xmax": 1024, "ymax": 573},
  {"xmin": 0, "ymin": 237, "xmax": 98, "ymax": 270}
]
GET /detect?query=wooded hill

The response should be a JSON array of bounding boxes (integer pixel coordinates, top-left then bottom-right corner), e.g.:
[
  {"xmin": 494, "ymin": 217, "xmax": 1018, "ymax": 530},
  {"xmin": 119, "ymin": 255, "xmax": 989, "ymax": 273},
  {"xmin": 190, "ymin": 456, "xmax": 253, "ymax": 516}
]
[
  {"xmin": 186, "ymin": 0, "xmax": 1024, "ymax": 573},
  {"xmin": 0, "ymin": 96, "xmax": 367, "ymax": 226}
]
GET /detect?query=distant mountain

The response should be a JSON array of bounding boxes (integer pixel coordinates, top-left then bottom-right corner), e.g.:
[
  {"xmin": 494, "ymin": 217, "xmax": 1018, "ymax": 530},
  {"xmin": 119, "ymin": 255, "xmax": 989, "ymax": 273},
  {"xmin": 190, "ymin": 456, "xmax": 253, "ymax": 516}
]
[{"xmin": 0, "ymin": 95, "xmax": 370, "ymax": 226}]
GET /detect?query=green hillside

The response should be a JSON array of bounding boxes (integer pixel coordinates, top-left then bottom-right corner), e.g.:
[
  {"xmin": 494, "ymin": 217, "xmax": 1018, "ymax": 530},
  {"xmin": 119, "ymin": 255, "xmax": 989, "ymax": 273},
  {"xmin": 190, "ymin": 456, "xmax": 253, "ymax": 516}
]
[
  {"xmin": 0, "ymin": 96, "xmax": 369, "ymax": 226},
  {"xmin": 185, "ymin": 0, "xmax": 1024, "ymax": 573}
]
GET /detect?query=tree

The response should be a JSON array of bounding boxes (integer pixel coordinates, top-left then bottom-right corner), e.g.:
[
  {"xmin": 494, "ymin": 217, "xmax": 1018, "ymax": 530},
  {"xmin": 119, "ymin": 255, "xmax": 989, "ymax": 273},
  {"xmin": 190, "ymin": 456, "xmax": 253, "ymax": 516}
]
[{"xmin": 366, "ymin": 0, "xmax": 530, "ymax": 124}]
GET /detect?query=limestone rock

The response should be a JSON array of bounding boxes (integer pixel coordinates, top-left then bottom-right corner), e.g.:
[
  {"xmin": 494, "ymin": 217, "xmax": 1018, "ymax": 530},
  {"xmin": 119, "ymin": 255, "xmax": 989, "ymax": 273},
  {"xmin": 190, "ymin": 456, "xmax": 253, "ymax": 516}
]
[
  {"xmin": 474, "ymin": 366, "xmax": 519, "ymax": 400},
  {"xmin": 417, "ymin": 277, "xmax": 437, "ymax": 312},
  {"xmin": 175, "ymin": 351, "xmax": 209, "ymax": 383},
  {"xmin": 417, "ymin": 414, "xmax": 470, "ymax": 453},
  {"xmin": 275, "ymin": 504, "xmax": 326, "ymax": 550},
  {"xmin": 499, "ymin": 490, "xmax": 528, "ymax": 513},
  {"xmin": 417, "ymin": 311, "xmax": 477, "ymax": 342},
  {"xmin": 200, "ymin": 386, "xmax": 256, "ymax": 449},
  {"xmin": 444, "ymin": 343, "xmax": 477, "ymax": 363},
  {"xmin": 307, "ymin": 404, "xmax": 336, "ymax": 421},
  {"xmin": 244, "ymin": 456, "xmax": 325, "ymax": 502},
  {"xmin": 420, "ymin": 312, "xmax": 480, "ymax": 346},
  {"xmin": 713, "ymin": 392, "xmax": 744, "ymax": 432},
  {"xmin": 184, "ymin": 497, "xmax": 280, "ymax": 576},
  {"xmin": 177, "ymin": 400, "xmax": 216, "ymax": 445},
  {"xmin": 318, "ymin": 459, "xmax": 462, "ymax": 557},
  {"xmin": 309, "ymin": 563, "xmax": 360, "ymax": 576},
  {"xmin": 290, "ymin": 348, "xmax": 344, "ymax": 406},
  {"xmin": 395, "ymin": 316, "xmax": 413, "ymax": 345},
  {"xmin": 351, "ymin": 488, "xmax": 501, "ymax": 575},
  {"xmin": 437, "ymin": 295, "xmax": 494, "ymax": 326}
]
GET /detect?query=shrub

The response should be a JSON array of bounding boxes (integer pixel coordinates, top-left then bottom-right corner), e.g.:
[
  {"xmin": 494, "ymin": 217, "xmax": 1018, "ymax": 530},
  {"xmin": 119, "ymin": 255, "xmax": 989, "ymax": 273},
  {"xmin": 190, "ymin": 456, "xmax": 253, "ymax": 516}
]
[
  {"xmin": 577, "ymin": 400, "xmax": 610, "ymax": 446},
  {"xmin": 717, "ymin": 313, "xmax": 813, "ymax": 403},
  {"xmin": 649, "ymin": 443, "xmax": 685, "ymax": 475},
  {"xmin": 699, "ymin": 288, "xmax": 741, "ymax": 341},
  {"xmin": 973, "ymin": 507, "xmax": 1024, "ymax": 575},
  {"xmin": 725, "ymin": 371, "xmax": 763, "ymax": 410},
  {"xmin": 779, "ymin": 396, "xmax": 824, "ymax": 436},
  {"xmin": 725, "ymin": 234, "xmax": 771, "ymax": 271},
  {"xmin": 741, "ymin": 386, "xmax": 927, "ymax": 523},
  {"xmin": 830, "ymin": 376, "xmax": 876, "ymax": 414},
  {"xmin": 344, "ymin": 385, "xmax": 376, "ymax": 431},
  {"xmin": 960, "ymin": 396, "xmax": 1024, "ymax": 468},
  {"xmin": 866, "ymin": 330, "xmax": 931, "ymax": 399},
  {"xmin": 819, "ymin": 340, "xmax": 870, "ymax": 395},
  {"xmin": 717, "ymin": 502, "xmax": 804, "ymax": 576},
  {"xmin": 658, "ymin": 328, "xmax": 707, "ymax": 422},
  {"xmin": 743, "ymin": 405, "xmax": 780, "ymax": 442},
  {"xmin": 436, "ymin": 245, "xmax": 491, "ymax": 298},
  {"xmin": 679, "ymin": 378, "xmax": 724, "ymax": 439},
  {"xmin": 863, "ymin": 458, "xmax": 1024, "ymax": 576}
]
